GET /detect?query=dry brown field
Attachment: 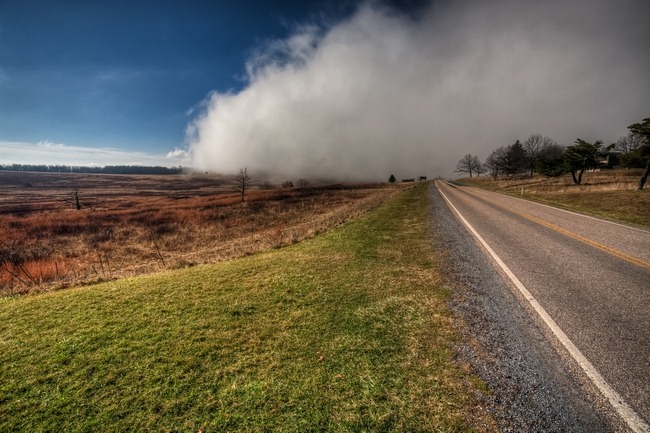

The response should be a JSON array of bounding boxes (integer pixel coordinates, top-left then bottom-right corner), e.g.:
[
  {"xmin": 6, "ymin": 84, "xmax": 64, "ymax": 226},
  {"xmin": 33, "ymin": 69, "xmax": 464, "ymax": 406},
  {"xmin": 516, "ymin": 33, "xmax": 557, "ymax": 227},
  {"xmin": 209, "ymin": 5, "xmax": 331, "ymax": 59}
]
[{"xmin": 0, "ymin": 171, "xmax": 402, "ymax": 296}]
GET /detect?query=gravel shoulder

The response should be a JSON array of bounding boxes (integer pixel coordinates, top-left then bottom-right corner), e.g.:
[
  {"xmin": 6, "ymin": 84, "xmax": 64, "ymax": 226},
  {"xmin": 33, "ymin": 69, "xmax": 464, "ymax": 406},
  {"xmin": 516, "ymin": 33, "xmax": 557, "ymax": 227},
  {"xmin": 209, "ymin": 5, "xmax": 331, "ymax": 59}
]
[{"xmin": 428, "ymin": 183, "xmax": 621, "ymax": 432}]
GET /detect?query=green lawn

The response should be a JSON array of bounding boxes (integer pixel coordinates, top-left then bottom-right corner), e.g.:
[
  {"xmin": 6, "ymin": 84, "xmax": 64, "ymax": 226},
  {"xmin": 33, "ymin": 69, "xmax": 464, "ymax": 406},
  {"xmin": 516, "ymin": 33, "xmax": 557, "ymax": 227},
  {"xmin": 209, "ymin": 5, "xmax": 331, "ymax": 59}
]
[{"xmin": 0, "ymin": 184, "xmax": 493, "ymax": 432}]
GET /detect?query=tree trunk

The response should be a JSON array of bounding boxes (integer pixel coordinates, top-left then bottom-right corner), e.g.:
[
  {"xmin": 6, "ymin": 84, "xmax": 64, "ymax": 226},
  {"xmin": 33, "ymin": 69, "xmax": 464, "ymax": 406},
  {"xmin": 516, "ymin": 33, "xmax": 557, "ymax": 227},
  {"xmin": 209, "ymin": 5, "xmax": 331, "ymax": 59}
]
[
  {"xmin": 73, "ymin": 190, "xmax": 81, "ymax": 210},
  {"xmin": 570, "ymin": 170, "xmax": 579, "ymax": 185},
  {"xmin": 636, "ymin": 162, "xmax": 650, "ymax": 191}
]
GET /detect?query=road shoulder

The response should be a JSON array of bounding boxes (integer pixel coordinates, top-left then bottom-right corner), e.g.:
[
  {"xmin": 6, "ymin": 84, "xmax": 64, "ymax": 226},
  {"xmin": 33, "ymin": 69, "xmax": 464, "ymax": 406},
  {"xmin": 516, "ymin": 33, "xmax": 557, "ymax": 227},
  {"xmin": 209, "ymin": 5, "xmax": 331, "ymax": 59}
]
[{"xmin": 428, "ymin": 183, "xmax": 617, "ymax": 432}]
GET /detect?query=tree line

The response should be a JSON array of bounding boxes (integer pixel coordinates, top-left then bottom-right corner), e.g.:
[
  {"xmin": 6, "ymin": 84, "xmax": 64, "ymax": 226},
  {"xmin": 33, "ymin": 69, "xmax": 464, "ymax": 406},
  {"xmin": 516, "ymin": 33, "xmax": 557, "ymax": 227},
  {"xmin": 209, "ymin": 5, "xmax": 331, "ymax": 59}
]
[
  {"xmin": 0, "ymin": 164, "xmax": 184, "ymax": 175},
  {"xmin": 455, "ymin": 117, "xmax": 650, "ymax": 190}
]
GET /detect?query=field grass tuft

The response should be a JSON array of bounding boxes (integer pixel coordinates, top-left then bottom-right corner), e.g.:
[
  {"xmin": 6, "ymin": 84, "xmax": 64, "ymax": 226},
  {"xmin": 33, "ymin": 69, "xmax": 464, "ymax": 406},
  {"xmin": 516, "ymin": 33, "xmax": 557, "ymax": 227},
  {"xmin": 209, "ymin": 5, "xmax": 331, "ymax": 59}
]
[{"xmin": 0, "ymin": 183, "xmax": 495, "ymax": 432}]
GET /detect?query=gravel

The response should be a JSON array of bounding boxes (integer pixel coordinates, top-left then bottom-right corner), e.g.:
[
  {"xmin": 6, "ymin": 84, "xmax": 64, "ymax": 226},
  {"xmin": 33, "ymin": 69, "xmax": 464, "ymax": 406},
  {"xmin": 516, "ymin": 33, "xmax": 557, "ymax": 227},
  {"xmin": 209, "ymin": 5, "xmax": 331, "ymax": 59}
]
[{"xmin": 427, "ymin": 184, "xmax": 618, "ymax": 432}]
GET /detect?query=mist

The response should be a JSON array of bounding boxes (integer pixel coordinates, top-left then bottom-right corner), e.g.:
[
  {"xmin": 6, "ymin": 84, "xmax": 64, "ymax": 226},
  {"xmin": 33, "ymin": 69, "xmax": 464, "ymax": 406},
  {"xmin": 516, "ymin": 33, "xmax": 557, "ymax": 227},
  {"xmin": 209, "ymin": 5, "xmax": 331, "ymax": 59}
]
[{"xmin": 187, "ymin": 0, "xmax": 650, "ymax": 181}]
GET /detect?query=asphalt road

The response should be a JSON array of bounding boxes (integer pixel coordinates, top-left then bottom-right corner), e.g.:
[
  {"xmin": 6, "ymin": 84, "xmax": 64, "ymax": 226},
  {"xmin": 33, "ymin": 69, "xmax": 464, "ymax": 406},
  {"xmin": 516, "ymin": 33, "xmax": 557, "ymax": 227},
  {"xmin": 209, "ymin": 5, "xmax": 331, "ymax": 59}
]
[{"xmin": 431, "ymin": 180, "xmax": 650, "ymax": 432}]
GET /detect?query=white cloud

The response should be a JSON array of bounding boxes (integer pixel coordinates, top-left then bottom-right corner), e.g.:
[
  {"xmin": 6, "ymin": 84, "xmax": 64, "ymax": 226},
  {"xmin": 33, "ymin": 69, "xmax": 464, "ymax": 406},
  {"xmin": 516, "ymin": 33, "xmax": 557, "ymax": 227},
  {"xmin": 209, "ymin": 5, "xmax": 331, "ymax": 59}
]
[
  {"xmin": 0, "ymin": 141, "xmax": 188, "ymax": 167},
  {"xmin": 187, "ymin": 0, "xmax": 650, "ymax": 181},
  {"xmin": 166, "ymin": 147, "xmax": 191, "ymax": 159}
]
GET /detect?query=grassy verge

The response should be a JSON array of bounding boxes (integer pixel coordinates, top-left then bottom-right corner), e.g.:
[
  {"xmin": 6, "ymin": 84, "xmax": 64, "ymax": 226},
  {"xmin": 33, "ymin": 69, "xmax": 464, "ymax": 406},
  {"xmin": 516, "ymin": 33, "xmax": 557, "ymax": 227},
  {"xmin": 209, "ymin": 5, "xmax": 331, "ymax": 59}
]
[
  {"xmin": 0, "ymin": 184, "xmax": 494, "ymax": 432},
  {"xmin": 460, "ymin": 171, "xmax": 650, "ymax": 228}
]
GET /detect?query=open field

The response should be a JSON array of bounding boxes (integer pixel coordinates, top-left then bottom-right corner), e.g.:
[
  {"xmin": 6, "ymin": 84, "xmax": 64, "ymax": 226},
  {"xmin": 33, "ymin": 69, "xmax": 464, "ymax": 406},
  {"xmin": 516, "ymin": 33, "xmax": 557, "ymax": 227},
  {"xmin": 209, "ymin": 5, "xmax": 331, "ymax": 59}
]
[
  {"xmin": 0, "ymin": 183, "xmax": 496, "ymax": 432},
  {"xmin": 0, "ymin": 171, "xmax": 401, "ymax": 296},
  {"xmin": 460, "ymin": 169, "xmax": 650, "ymax": 228}
]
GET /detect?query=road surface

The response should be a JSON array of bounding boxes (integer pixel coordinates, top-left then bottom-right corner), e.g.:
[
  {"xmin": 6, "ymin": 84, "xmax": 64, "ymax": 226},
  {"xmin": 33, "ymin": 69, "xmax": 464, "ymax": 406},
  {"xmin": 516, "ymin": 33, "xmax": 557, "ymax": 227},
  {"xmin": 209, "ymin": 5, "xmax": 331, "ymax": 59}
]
[{"xmin": 430, "ymin": 180, "xmax": 650, "ymax": 432}]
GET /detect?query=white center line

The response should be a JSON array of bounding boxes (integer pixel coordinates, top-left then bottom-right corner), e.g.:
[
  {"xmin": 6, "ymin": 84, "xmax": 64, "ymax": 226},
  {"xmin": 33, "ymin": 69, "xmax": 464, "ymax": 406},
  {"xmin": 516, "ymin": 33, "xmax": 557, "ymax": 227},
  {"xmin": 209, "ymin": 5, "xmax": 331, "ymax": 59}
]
[{"xmin": 436, "ymin": 181, "xmax": 650, "ymax": 433}]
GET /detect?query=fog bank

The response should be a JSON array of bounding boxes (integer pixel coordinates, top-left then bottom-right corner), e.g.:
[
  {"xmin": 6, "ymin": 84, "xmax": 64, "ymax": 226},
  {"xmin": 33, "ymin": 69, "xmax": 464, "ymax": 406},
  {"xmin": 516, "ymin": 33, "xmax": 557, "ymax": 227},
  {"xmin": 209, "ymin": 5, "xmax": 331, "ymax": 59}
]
[{"xmin": 187, "ymin": 0, "xmax": 650, "ymax": 181}]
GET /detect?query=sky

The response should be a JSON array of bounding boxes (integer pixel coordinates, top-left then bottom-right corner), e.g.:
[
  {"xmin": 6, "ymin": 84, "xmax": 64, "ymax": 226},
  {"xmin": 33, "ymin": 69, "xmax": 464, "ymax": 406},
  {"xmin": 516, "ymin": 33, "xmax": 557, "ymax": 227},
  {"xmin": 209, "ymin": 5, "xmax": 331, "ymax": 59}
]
[{"xmin": 1, "ymin": 0, "xmax": 649, "ymax": 180}]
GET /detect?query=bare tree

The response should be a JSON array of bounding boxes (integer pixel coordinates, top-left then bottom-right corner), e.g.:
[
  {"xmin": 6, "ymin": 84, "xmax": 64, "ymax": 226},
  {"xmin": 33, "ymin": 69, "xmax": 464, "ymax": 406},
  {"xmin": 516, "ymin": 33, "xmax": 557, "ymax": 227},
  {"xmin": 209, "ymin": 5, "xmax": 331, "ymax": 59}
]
[
  {"xmin": 235, "ymin": 168, "xmax": 253, "ymax": 202},
  {"xmin": 615, "ymin": 133, "xmax": 645, "ymax": 155},
  {"xmin": 484, "ymin": 147, "xmax": 507, "ymax": 179},
  {"xmin": 525, "ymin": 134, "xmax": 558, "ymax": 177},
  {"xmin": 297, "ymin": 178, "xmax": 310, "ymax": 188},
  {"xmin": 475, "ymin": 161, "xmax": 486, "ymax": 177},
  {"xmin": 455, "ymin": 154, "xmax": 482, "ymax": 178},
  {"xmin": 62, "ymin": 188, "xmax": 101, "ymax": 210}
]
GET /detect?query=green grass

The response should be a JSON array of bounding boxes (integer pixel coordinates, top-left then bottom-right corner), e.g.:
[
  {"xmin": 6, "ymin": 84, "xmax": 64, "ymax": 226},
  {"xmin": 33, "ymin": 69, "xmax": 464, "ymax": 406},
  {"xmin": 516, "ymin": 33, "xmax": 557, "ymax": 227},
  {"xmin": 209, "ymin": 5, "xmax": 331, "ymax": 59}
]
[{"xmin": 0, "ymin": 184, "xmax": 493, "ymax": 432}]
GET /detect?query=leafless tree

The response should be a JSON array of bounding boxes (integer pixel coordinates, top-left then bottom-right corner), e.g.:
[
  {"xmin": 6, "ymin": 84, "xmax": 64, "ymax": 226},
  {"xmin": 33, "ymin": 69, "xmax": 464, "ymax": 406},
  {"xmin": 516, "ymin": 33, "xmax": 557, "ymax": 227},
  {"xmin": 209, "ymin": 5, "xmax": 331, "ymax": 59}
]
[
  {"xmin": 297, "ymin": 178, "xmax": 310, "ymax": 188},
  {"xmin": 485, "ymin": 146, "xmax": 507, "ymax": 179},
  {"xmin": 62, "ymin": 188, "xmax": 101, "ymax": 210},
  {"xmin": 455, "ymin": 154, "xmax": 482, "ymax": 178},
  {"xmin": 475, "ymin": 162, "xmax": 487, "ymax": 177},
  {"xmin": 525, "ymin": 134, "xmax": 558, "ymax": 177},
  {"xmin": 615, "ymin": 133, "xmax": 645, "ymax": 154},
  {"xmin": 235, "ymin": 168, "xmax": 253, "ymax": 202}
]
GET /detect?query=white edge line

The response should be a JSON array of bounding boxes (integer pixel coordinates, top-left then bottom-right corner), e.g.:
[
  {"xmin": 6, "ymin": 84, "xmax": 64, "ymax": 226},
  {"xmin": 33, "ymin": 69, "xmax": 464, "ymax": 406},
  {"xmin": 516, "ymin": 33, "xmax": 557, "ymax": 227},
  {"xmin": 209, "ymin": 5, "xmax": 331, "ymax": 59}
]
[{"xmin": 435, "ymin": 181, "xmax": 650, "ymax": 433}]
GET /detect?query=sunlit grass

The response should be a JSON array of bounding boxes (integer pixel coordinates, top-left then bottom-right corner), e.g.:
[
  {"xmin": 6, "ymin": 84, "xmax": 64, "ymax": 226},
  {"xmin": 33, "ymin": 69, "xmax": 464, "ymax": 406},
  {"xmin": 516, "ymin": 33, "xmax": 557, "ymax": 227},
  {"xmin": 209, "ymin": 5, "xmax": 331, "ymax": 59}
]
[{"xmin": 0, "ymin": 183, "xmax": 495, "ymax": 432}]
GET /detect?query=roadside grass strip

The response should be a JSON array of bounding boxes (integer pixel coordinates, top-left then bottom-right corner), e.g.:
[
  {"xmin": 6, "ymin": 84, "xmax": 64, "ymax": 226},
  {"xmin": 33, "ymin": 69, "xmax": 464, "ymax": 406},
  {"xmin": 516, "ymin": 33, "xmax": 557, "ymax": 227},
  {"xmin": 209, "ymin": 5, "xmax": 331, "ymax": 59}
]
[
  {"xmin": 0, "ymin": 184, "xmax": 493, "ymax": 432},
  {"xmin": 461, "ymin": 174, "xmax": 650, "ymax": 228}
]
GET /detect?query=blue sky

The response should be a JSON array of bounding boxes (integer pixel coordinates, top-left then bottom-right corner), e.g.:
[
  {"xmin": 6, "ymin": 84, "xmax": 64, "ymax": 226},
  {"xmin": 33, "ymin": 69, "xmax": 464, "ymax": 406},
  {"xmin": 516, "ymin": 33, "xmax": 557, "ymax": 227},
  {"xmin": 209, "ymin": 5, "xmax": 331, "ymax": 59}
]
[
  {"xmin": 2, "ymin": 0, "xmax": 648, "ymax": 179},
  {"xmin": 0, "ymin": 0, "xmax": 360, "ymax": 166}
]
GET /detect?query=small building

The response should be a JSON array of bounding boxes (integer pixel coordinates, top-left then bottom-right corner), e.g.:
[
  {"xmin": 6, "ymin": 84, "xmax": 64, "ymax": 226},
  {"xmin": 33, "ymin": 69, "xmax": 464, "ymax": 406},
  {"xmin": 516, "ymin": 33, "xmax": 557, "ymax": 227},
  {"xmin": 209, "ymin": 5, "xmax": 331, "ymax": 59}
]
[{"xmin": 596, "ymin": 150, "xmax": 622, "ymax": 169}]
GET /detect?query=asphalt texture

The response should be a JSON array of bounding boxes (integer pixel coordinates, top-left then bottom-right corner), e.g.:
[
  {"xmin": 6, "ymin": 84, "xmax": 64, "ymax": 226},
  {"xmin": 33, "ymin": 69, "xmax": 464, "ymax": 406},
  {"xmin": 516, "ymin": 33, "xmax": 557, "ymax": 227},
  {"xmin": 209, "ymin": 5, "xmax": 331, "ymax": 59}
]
[{"xmin": 428, "ymin": 181, "xmax": 641, "ymax": 432}]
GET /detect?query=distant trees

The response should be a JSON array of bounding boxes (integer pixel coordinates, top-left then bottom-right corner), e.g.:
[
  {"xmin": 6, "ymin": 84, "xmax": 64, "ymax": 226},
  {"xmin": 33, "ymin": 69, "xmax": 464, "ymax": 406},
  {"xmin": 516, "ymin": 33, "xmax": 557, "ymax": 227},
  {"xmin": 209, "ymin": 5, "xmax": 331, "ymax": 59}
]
[
  {"xmin": 455, "ymin": 154, "xmax": 483, "ymax": 178},
  {"xmin": 0, "ymin": 164, "xmax": 183, "ymax": 175},
  {"xmin": 388, "ymin": 174, "xmax": 396, "ymax": 183},
  {"xmin": 455, "ymin": 115, "xmax": 649, "ymax": 189},
  {"xmin": 481, "ymin": 136, "xmax": 607, "ymax": 184},
  {"xmin": 235, "ymin": 168, "xmax": 252, "ymax": 202},
  {"xmin": 483, "ymin": 140, "xmax": 529, "ymax": 179}
]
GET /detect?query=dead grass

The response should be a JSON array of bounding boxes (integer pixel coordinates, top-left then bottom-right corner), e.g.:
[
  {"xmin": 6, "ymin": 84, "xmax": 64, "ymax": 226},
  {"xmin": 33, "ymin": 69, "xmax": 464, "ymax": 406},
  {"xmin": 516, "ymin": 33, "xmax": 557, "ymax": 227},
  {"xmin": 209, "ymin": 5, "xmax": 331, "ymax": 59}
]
[
  {"xmin": 461, "ymin": 169, "xmax": 650, "ymax": 227},
  {"xmin": 0, "ymin": 171, "xmax": 402, "ymax": 295}
]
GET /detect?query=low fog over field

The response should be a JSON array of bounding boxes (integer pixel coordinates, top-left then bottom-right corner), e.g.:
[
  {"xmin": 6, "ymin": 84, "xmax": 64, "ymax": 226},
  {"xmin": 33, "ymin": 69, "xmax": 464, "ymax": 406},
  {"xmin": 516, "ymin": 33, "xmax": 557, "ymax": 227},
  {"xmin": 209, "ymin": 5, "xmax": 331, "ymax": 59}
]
[{"xmin": 187, "ymin": 0, "xmax": 650, "ymax": 181}]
